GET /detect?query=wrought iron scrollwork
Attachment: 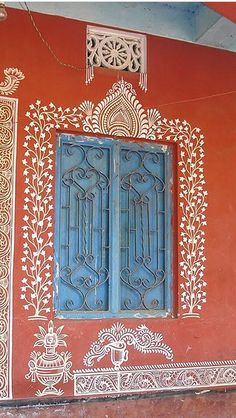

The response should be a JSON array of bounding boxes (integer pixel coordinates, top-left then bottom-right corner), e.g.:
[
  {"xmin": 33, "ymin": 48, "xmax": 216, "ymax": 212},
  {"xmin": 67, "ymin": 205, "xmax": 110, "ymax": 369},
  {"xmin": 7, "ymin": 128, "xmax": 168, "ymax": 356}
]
[
  {"xmin": 120, "ymin": 148, "xmax": 166, "ymax": 311},
  {"xmin": 58, "ymin": 138, "xmax": 169, "ymax": 314},
  {"xmin": 59, "ymin": 143, "xmax": 110, "ymax": 311}
]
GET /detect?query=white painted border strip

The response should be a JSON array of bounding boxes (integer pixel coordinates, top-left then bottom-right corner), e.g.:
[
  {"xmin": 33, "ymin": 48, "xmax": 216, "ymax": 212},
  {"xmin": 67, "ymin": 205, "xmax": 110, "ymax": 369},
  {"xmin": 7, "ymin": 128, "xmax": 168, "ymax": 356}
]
[
  {"xmin": 74, "ymin": 360, "xmax": 236, "ymax": 396},
  {"xmin": 8, "ymin": 98, "xmax": 18, "ymax": 400},
  {"xmin": 0, "ymin": 96, "xmax": 18, "ymax": 399}
]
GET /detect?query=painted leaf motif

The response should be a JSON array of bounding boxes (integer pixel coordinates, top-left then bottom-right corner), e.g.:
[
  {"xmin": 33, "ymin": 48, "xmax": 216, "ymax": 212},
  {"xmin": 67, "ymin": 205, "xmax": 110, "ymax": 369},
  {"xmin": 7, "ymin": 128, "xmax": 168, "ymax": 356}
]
[{"xmin": 34, "ymin": 340, "xmax": 44, "ymax": 347}]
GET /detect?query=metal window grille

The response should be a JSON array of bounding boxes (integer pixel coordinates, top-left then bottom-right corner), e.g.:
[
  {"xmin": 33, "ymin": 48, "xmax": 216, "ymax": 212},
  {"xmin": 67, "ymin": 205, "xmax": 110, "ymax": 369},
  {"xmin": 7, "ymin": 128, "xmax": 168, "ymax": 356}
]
[{"xmin": 55, "ymin": 135, "xmax": 173, "ymax": 319}]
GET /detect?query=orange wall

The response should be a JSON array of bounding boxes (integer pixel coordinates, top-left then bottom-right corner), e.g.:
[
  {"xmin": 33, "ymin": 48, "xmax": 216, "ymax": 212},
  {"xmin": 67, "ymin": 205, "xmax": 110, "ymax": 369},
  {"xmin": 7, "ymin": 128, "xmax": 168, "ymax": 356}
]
[
  {"xmin": 1, "ymin": 7, "xmax": 236, "ymax": 401},
  {"xmin": 205, "ymin": 2, "xmax": 236, "ymax": 23}
]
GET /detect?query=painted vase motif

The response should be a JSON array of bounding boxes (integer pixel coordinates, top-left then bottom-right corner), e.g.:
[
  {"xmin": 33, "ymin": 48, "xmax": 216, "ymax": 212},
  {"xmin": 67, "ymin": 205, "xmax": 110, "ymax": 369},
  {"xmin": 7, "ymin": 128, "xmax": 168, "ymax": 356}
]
[
  {"xmin": 84, "ymin": 323, "xmax": 173, "ymax": 370},
  {"xmin": 26, "ymin": 321, "xmax": 72, "ymax": 396}
]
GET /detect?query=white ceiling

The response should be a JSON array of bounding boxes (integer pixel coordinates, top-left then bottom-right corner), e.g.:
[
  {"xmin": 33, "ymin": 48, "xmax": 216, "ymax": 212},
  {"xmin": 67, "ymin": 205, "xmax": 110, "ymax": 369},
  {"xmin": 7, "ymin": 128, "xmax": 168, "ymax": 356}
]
[{"xmin": 6, "ymin": 2, "xmax": 236, "ymax": 52}]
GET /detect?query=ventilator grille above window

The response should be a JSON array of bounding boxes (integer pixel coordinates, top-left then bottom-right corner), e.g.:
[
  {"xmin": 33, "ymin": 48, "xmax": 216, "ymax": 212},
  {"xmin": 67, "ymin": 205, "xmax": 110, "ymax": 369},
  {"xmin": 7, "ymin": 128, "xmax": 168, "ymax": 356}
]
[{"xmin": 86, "ymin": 26, "xmax": 147, "ymax": 92}]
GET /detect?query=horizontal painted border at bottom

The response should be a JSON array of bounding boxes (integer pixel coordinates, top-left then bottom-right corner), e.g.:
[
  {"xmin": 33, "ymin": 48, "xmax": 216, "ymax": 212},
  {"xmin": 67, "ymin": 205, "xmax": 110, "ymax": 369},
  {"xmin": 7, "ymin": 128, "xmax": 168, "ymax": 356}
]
[{"xmin": 74, "ymin": 360, "xmax": 236, "ymax": 397}]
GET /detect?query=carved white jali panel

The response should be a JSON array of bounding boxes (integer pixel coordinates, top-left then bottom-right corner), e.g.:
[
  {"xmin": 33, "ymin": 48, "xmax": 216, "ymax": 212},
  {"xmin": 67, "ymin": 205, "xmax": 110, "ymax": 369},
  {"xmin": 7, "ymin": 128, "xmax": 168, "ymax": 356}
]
[
  {"xmin": 22, "ymin": 80, "xmax": 207, "ymax": 320},
  {"xmin": 0, "ymin": 96, "xmax": 18, "ymax": 399},
  {"xmin": 86, "ymin": 26, "xmax": 147, "ymax": 91}
]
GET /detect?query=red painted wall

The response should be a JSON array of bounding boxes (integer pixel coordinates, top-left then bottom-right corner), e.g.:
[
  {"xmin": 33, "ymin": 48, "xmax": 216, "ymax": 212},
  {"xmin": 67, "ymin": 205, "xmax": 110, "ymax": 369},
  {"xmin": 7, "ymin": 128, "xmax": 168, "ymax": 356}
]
[
  {"xmin": 205, "ymin": 2, "xmax": 236, "ymax": 23},
  {"xmin": 1, "ymin": 7, "xmax": 236, "ymax": 401}
]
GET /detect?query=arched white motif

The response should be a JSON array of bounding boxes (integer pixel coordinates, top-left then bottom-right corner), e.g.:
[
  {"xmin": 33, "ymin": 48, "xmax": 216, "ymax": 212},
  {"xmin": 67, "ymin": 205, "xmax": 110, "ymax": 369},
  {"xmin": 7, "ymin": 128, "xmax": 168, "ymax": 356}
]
[
  {"xmin": 0, "ymin": 68, "xmax": 25, "ymax": 96},
  {"xmin": 22, "ymin": 81, "xmax": 207, "ymax": 319},
  {"xmin": 80, "ymin": 80, "xmax": 155, "ymax": 138}
]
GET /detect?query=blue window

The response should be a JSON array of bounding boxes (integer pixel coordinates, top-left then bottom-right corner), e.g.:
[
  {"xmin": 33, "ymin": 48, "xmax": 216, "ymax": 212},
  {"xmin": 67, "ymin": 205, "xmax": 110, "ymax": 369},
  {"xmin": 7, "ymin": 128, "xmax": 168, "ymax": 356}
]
[{"xmin": 55, "ymin": 134, "xmax": 173, "ymax": 319}]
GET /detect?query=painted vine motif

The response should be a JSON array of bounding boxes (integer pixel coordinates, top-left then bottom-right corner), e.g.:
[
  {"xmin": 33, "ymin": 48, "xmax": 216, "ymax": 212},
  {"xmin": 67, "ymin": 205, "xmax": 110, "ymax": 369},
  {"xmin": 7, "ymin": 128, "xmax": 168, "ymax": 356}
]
[
  {"xmin": 156, "ymin": 118, "xmax": 207, "ymax": 316},
  {"xmin": 22, "ymin": 80, "xmax": 207, "ymax": 319},
  {"xmin": 21, "ymin": 102, "xmax": 81, "ymax": 319}
]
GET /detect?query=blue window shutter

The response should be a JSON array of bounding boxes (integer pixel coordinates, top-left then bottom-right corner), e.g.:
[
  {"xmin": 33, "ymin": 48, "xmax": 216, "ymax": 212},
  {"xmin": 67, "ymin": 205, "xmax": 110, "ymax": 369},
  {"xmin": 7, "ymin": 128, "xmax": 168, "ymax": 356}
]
[
  {"xmin": 119, "ymin": 145, "xmax": 166, "ymax": 311},
  {"xmin": 57, "ymin": 136, "xmax": 110, "ymax": 312},
  {"xmin": 55, "ymin": 135, "xmax": 172, "ymax": 318}
]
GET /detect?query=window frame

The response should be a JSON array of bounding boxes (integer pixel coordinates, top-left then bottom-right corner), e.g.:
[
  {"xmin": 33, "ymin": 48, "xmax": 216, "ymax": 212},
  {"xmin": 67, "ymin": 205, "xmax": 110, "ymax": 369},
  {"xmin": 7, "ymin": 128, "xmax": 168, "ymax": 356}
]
[{"xmin": 54, "ymin": 134, "xmax": 174, "ymax": 319}]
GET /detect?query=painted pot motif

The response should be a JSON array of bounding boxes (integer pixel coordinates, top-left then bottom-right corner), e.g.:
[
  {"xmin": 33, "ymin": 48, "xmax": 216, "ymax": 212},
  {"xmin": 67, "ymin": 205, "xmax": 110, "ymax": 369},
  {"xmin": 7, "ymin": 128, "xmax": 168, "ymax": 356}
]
[{"xmin": 26, "ymin": 321, "xmax": 72, "ymax": 396}]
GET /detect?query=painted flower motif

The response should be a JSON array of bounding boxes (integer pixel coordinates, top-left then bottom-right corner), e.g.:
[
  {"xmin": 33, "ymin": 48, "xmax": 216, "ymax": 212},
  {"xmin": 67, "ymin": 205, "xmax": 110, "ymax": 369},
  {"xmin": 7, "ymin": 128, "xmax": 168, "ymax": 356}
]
[{"xmin": 34, "ymin": 321, "xmax": 68, "ymax": 348}]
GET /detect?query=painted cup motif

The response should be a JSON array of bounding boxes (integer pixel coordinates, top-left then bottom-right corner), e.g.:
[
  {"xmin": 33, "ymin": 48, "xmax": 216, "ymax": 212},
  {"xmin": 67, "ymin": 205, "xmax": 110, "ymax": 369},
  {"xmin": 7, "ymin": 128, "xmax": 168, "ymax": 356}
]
[{"xmin": 109, "ymin": 341, "xmax": 129, "ymax": 370}]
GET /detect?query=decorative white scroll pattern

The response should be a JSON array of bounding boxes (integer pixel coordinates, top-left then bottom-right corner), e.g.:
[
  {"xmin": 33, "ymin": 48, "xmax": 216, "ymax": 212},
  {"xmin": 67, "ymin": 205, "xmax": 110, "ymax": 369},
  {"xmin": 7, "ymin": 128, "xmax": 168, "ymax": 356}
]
[
  {"xmin": 84, "ymin": 323, "xmax": 173, "ymax": 370},
  {"xmin": 0, "ymin": 97, "xmax": 17, "ymax": 399},
  {"xmin": 0, "ymin": 68, "xmax": 25, "ymax": 96},
  {"xmin": 22, "ymin": 80, "xmax": 207, "ymax": 318},
  {"xmin": 79, "ymin": 80, "xmax": 208, "ymax": 317},
  {"xmin": 21, "ymin": 102, "xmax": 81, "ymax": 320},
  {"xmin": 25, "ymin": 321, "xmax": 73, "ymax": 396},
  {"xmin": 74, "ymin": 360, "xmax": 236, "ymax": 397},
  {"xmin": 86, "ymin": 26, "xmax": 147, "ymax": 91}
]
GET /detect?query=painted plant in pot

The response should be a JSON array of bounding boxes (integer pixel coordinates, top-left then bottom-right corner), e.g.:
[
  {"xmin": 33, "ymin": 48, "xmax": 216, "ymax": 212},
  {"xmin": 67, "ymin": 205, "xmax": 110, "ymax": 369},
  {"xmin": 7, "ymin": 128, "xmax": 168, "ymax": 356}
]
[
  {"xmin": 26, "ymin": 321, "xmax": 72, "ymax": 396},
  {"xmin": 84, "ymin": 323, "xmax": 173, "ymax": 370}
]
